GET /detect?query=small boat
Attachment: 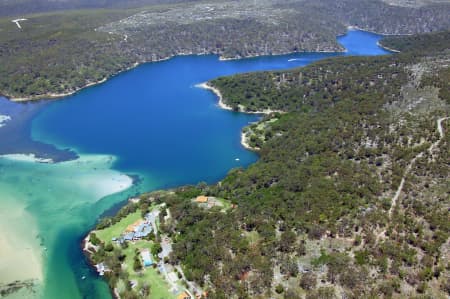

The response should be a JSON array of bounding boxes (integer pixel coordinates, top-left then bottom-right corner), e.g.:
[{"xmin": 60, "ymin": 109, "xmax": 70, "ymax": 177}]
[
  {"xmin": 81, "ymin": 276, "xmax": 86, "ymax": 280},
  {"xmin": 288, "ymin": 58, "xmax": 305, "ymax": 62},
  {"xmin": 235, "ymin": 158, "xmax": 240, "ymax": 161}
]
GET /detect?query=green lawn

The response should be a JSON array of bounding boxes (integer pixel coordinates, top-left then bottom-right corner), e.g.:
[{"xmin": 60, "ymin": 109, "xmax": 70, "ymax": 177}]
[
  {"xmin": 95, "ymin": 206, "xmax": 175, "ymax": 298},
  {"xmin": 216, "ymin": 197, "xmax": 232, "ymax": 210},
  {"xmin": 95, "ymin": 210, "xmax": 142, "ymax": 244},
  {"xmin": 121, "ymin": 243, "xmax": 176, "ymax": 299}
]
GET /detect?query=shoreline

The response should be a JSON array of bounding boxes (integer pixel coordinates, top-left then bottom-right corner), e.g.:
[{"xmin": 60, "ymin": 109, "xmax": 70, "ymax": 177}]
[
  {"xmin": 0, "ymin": 153, "xmax": 134, "ymax": 297},
  {"xmin": 2, "ymin": 26, "xmax": 400, "ymax": 103},
  {"xmin": 217, "ymin": 46, "xmax": 345, "ymax": 62},
  {"xmin": 240, "ymin": 131, "xmax": 259, "ymax": 151},
  {"xmin": 376, "ymin": 41, "xmax": 401, "ymax": 53},
  {"xmin": 0, "ymin": 153, "xmax": 54, "ymax": 163},
  {"xmin": 347, "ymin": 25, "xmax": 412, "ymax": 37},
  {"xmin": 8, "ymin": 78, "xmax": 108, "ymax": 102},
  {"xmin": 5, "ymin": 61, "xmax": 141, "ymax": 102},
  {"xmin": 196, "ymin": 82, "xmax": 282, "ymax": 150},
  {"xmin": 195, "ymin": 82, "xmax": 233, "ymax": 111},
  {"xmin": 1, "ymin": 27, "xmax": 410, "ymax": 103},
  {"xmin": 3, "ymin": 39, "xmax": 349, "ymax": 102}
]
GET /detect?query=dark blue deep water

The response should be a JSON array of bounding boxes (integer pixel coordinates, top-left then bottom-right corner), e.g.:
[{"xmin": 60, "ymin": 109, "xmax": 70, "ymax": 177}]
[{"xmin": 0, "ymin": 29, "xmax": 390, "ymax": 298}]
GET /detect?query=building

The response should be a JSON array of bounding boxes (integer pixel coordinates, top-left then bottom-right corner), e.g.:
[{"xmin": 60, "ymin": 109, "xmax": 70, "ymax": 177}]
[
  {"xmin": 116, "ymin": 219, "xmax": 153, "ymax": 242},
  {"xmin": 177, "ymin": 291, "xmax": 190, "ymax": 299},
  {"xmin": 195, "ymin": 195, "xmax": 208, "ymax": 203},
  {"xmin": 126, "ymin": 219, "xmax": 145, "ymax": 233}
]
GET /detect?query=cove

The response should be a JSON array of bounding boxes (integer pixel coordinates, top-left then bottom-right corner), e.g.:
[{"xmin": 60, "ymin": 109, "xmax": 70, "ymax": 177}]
[{"xmin": 0, "ymin": 29, "xmax": 389, "ymax": 299}]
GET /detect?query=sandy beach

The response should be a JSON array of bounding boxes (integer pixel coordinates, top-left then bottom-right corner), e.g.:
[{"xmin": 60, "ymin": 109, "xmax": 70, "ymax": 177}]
[
  {"xmin": 197, "ymin": 82, "xmax": 282, "ymax": 151},
  {"xmin": 240, "ymin": 131, "xmax": 259, "ymax": 151},
  {"xmin": 0, "ymin": 153, "xmax": 54, "ymax": 163},
  {"xmin": 376, "ymin": 41, "xmax": 401, "ymax": 53},
  {"xmin": 196, "ymin": 82, "xmax": 284, "ymax": 115},
  {"xmin": 196, "ymin": 82, "xmax": 234, "ymax": 111}
]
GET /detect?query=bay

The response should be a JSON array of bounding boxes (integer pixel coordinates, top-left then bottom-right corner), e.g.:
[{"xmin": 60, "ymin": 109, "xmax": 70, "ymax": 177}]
[{"xmin": 0, "ymin": 29, "xmax": 389, "ymax": 299}]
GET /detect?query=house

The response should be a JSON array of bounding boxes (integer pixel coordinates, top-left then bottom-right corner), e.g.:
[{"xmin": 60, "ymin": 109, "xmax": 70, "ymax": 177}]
[
  {"xmin": 177, "ymin": 291, "xmax": 190, "ymax": 299},
  {"xmin": 96, "ymin": 263, "xmax": 110, "ymax": 276},
  {"xmin": 123, "ymin": 232, "xmax": 134, "ymax": 241},
  {"xmin": 125, "ymin": 219, "xmax": 145, "ymax": 233},
  {"xmin": 141, "ymin": 249, "xmax": 153, "ymax": 267},
  {"xmin": 195, "ymin": 195, "xmax": 208, "ymax": 203},
  {"xmin": 119, "ymin": 219, "xmax": 154, "ymax": 241}
]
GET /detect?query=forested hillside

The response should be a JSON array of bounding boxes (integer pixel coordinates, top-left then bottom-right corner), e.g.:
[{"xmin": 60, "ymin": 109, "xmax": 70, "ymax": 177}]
[
  {"xmin": 1, "ymin": 0, "xmax": 449, "ymax": 100},
  {"xmin": 96, "ymin": 31, "xmax": 450, "ymax": 298},
  {"xmin": 0, "ymin": 0, "xmax": 201, "ymax": 17}
]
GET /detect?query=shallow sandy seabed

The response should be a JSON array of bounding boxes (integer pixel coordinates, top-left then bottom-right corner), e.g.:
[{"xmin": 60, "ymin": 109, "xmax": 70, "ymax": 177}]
[
  {"xmin": 0, "ymin": 114, "xmax": 11, "ymax": 128},
  {"xmin": 0, "ymin": 154, "xmax": 133, "ymax": 297},
  {"xmin": 0, "ymin": 196, "xmax": 43, "ymax": 284}
]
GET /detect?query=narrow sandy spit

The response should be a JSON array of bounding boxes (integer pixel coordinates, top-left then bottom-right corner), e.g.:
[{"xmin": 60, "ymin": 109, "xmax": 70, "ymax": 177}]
[
  {"xmin": 196, "ymin": 82, "xmax": 284, "ymax": 115},
  {"xmin": 196, "ymin": 82, "xmax": 233, "ymax": 111}
]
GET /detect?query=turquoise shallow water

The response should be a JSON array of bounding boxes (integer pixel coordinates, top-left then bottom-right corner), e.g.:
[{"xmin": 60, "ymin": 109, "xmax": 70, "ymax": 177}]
[{"xmin": 0, "ymin": 29, "xmax": 389, "ymax": 298}]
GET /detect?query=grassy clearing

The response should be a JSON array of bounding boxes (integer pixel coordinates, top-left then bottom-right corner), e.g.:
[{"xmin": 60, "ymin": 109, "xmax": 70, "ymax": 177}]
[
  {"xmin": 94, "ymin": 205, "xmax": 175, "ymax": 298},
  {"xmin": 95, "ymin": 210, "xmax": 141, "ymax": 243},
  {"xmin": 121, "ymin": 243, "xmax": 175, "ymax": 299},
  {"xmin": 215, "ymin": 197, "xmax": 232, "ymax": 210}
]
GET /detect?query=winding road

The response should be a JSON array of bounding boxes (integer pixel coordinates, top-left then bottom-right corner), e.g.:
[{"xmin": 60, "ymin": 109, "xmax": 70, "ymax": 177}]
[{"xmin": 388, "ymin": 116, "xmax": 449, "ymax": 219}]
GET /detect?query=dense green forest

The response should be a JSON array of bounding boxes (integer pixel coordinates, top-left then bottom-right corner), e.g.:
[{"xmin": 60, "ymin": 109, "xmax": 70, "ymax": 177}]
[
  {"xmin": 91, "ymin": 31, "xmax": 450, "ymax": 298},
  {"xmin": 1, "ymin": 0, "xmax": 449, "ymax": 100},
  {"xmin": 381, "ymin": 31, "xmax": 450, "ymax": 54}
]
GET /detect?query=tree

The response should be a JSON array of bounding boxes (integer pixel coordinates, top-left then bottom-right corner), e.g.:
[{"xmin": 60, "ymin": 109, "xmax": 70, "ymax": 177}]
[
  {"xmin": 133, "ymin": 258, "xmax": 142, "ymax": 272},
  {"xmin": 275, "ymin": 284, "xmax": 284, "ymax": 294},
  {"xmin": 89, "ymin": 233, "xmax": 102, "ymax": 246},
  {"xmin": 306, "ymin": 287, "xmax": 336, "ymax": 299},
  {"xmin": 105, "ymin": 243, "xmax": 114, "ymax": 252},
  {"xmin": 151, "ymin": 243, "xmax": 162, "ymax": 256},
  {"xmin": 300, "ymin": 272, "xmax": 317, "ymax": 290},
  {"xmin": 141, "ymin": 283, "xmax": 151, "ymax": 297},
  {"xmin": 279, "ymin": 230, "xmax": 297, "ymax": 253}
]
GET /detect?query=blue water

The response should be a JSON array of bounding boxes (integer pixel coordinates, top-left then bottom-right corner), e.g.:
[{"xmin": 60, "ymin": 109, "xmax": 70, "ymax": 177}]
[
  {"xmin": 0, "ymin": 29, "xmax": 389, "ymax": 298},
  {"xmin": 31, "ymin": 29, "xmax": 389, "ymax": 186}
]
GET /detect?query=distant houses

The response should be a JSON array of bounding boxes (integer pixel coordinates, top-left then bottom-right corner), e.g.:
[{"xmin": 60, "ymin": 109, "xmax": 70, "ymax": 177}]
[
  {"xmin": 114, "ymin": 214, "xmax": 153, "ymax": 244},
  {"xmin": 194, "ymin": 195, "xmax": 225, "ymax": 209},
  {"xmin": 95, "ymin": 262, "xmax": 110, "ymax": 276},
  {"xmin": 194, "ymin": 195, "xmax": 208, "ymax": 203},
  {"xmin": 177, "ymin": 291, "xmax": 190, "ymax": 299}
]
